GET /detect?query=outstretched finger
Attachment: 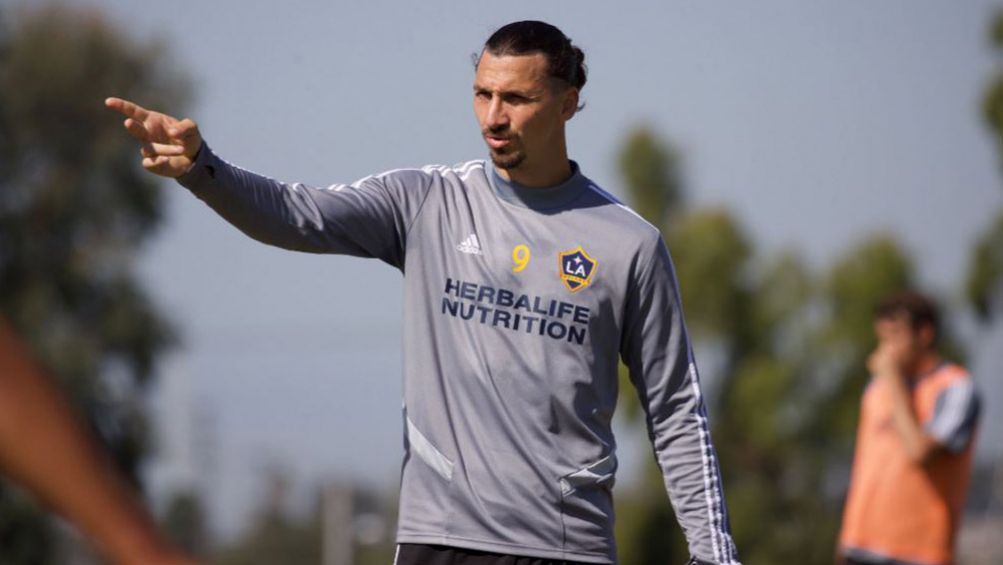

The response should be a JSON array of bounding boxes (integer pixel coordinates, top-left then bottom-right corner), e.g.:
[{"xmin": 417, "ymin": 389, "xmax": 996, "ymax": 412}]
[{"xmin": 105, "ymin": 97, "xmax": 149, "ymax": 121}]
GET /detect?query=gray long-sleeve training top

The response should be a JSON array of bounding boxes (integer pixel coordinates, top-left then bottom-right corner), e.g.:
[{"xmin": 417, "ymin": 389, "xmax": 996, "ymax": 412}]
[{"xmin": 177, "ymin": 145, "xmax": 740, "ymax": 565}]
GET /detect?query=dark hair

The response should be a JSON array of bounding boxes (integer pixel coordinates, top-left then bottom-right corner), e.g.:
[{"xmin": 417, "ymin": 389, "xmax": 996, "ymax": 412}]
[
  {"xmin": 875, "ymin": 290, "xmax": 941, "ymax": 341},
  {"xmin": 480, "ymin": 20, "xmax": 587, "ymax": 91}
]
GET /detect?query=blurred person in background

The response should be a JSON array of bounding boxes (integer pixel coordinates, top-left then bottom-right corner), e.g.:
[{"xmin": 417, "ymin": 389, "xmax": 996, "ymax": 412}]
[
  {"xmin": 105, "ymin": 20, "xmax": 739, "ymax": 565},
  {"xmin": 0, "ymin": 320, "xmax": 194, "ymax": 565},
  {"xmin": 838, "ymin": 291, "xmax": 981, "ymax": 565}
]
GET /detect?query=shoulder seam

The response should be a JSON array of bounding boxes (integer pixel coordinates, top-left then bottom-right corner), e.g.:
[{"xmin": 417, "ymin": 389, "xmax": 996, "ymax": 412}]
[
  {"xmin": 402, "ymin": 167, "xmax": 449, "ymax": 246},
  {"xmin": 585, "ymin": 183, "xmax": 662, "ymax": 235},
  {"xmin": 402, "ymin": 160, "xmax": 485, "ymax": 250}
]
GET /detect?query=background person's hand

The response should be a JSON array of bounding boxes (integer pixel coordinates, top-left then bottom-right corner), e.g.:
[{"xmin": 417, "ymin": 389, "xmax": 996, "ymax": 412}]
[
  {"xmin": 867, "ymin": 340, "xmax": 909, "ymax": 381},
  {"xmin": 105, "ymin": 97, "xmax": 202, "ymax": 178}
]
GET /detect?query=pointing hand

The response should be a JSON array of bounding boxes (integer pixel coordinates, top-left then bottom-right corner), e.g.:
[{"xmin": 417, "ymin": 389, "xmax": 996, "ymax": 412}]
[{"xmin": 105, "ymin": 97, "xmax": 203, "ymax": 178}]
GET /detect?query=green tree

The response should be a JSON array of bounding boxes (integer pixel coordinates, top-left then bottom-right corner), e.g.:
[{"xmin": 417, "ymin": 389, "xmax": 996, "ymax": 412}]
[
  {"xmin": 613, "ymin": 126, "xmax": 924, "ymax": 565},
  {"xmin": 811, "ymin": 235, "xmax": 913, "ymax": 441},
  {"xmin": 971, "ymin": 9, "xmax": 1003, "ymax": 320},
  {"xmin": 212, "ymin": 470, "xmax": 321, "ymax": 565},
  {"xmin": 617, "ymin": 127, "xmax": 685, "ymax": 226},
  {"xmin": 615, "ymin": 128, "xmax": 759, "ymax": 565},
  {"xmin": 0, "ymin": 3, "xmax": 187, "ymax": 560},
  {"xmin": 162, "ymin": 489, "xmax": 209, "ymax": 557}
]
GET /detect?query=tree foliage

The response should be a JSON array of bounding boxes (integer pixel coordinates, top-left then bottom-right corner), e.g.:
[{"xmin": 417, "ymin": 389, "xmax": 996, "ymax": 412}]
[
  {"xmin": 0, "ymin": 2, "xmax": 187, "ymax": 560},
  {"xmin": 966, "ymin": 211, "xmax": 1003, "ymax": 320},
  {"xmin": 212, "ymin": 471, "xmax": 321, "ymax": 565},
  {"xmin": 971, "ymin": 9, "xmax": 1003, "ymax": 321},
  {"xmin": 163, "ymin": 489, "xmax": 209, "ymax": 557},
  {"xmin": 668, "ymin": 209, "xmax": 753, "ymax": 343},
  {"xmin": 209, "ymin": 469, "xmax": 397, "ymax": 565},
  {"xmin": 616, "ymin": 127, "xmax": 684, "ymax": 227},
  {"xmin": 614, "ymin": 126, "xmax": 926, "ymax": 565}
]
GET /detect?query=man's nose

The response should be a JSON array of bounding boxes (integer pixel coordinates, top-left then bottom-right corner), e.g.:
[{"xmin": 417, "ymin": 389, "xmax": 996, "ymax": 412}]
[{"xmin": 486, "ymin": 98, "xmax": 508, "ymax": 129}]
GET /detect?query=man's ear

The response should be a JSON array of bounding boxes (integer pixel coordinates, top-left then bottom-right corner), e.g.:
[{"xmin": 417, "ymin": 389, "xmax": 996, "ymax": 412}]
[{"xmin": 561, "ymin": 88, "xmax": 580, "ymax": 121}]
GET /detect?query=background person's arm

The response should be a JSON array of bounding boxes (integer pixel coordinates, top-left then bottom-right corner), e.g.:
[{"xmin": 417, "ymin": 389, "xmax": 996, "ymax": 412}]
[
  {"xmin": 869, "ymin": 345, "xmax": 941, "ymax": 464},
  {"xmin": 0, "ymin": 321, "xmax": 193, "ymax": 565}
]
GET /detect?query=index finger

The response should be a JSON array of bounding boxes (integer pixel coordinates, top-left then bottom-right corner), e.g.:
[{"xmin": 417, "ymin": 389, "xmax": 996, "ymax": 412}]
[{"xmin": 104, "ymin": 97, "xmax": 149, "ymax": 121}]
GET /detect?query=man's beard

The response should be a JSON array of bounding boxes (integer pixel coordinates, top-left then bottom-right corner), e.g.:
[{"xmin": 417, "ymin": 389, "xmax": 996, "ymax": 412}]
[
  {"xmin": 484, "ymin": 128, "xmax": 525, "ymax": 170},
  {"xmin": 490, "ymin": 147, "xmax": 525, "ymax": 170}
]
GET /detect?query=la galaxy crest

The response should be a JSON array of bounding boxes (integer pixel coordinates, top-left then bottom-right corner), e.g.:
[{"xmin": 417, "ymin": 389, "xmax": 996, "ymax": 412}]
[{"xmin": 558, "ymin": 246, "xmax": 597, "ymax": 292}]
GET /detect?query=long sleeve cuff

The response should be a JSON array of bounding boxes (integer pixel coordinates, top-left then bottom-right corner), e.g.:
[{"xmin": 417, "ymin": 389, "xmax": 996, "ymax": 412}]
[{"xmin": 175, "ymin": 142, "xmax": 218, "ymax": 192}]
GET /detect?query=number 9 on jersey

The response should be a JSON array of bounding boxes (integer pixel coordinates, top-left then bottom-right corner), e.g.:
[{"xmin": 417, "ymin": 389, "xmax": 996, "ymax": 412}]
[{"xmin": 512, "ymin": 244, "xmax": 530, "ymax": 273}]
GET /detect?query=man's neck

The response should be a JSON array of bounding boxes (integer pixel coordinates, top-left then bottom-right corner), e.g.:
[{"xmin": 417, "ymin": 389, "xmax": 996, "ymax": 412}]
[{"xmin": 497, "ymin": 157, "xmax": 573, "ymax": 188}]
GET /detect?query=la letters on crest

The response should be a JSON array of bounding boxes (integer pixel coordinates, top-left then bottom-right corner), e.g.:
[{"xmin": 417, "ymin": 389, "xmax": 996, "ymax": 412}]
[{"xmin": 558, "ymin": 247, "xmax": 597, "ymax": 292}]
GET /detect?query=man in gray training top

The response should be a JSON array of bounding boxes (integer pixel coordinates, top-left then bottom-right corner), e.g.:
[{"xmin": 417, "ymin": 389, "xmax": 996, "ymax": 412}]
[{"xmin": 107, "ymin": 20, "xmax": 740, "ymax": 565}]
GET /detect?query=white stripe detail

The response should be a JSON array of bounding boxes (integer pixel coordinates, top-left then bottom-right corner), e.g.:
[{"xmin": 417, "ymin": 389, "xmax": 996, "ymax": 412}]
[
  {"xmin": 457, "ymin": 163, "xmax": 486, "ymax": 182},
  {"xmin": 321, "ymin": 161, "xmax": 485, "ymax": 192},
  {"xmin": 452, "ymin": 159, "xmax": 483, "ymax": 174},
  {"xmin": 392, "ymin": 544, "xmax": 400, "ymax": 565},
  {"xmin": 559, "ymin": 453, "xmax": 617, "ymax": 495},
  {"xmin": 405, "ymin": 416, "xmax": 454, "ymax": 481},
  {"xmin": 938, "ymin": 384, "xmax": 968, "ymax": 435},
  {"xmin": 689, "ymin": 362, "xmax": 730, "ymax": 564},
  {"xmin": 425, "ymin": 160, "xmax": 482, "ymax": 178},
  {"xmin": 690, "ymin": 366, "xmax": 720, "ymax": 562},
  {"xmin": 928, "ymin": 379, "xmax": 975, "ymax": 443}
]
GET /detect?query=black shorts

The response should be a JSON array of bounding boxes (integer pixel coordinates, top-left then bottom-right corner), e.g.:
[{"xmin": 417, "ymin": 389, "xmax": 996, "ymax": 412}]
[{"xmin": 394, "ymin": 544, "xmax": 594, "ymax": 565}]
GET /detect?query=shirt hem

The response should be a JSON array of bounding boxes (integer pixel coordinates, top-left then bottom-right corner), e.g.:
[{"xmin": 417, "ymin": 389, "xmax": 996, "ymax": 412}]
[{"xmin": 396, "ymin": 532, "xmax": 614, "ymax": 564}]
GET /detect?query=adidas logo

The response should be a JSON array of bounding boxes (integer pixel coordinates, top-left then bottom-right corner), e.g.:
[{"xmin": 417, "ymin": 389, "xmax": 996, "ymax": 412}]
[{"xmin": 456, "ymin": 233, "xmax": 483, "ymax": 255}]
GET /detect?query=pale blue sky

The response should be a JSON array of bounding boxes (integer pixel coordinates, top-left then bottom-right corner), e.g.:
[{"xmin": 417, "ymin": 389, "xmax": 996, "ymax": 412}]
[{"xmin": 35, "ymin": 0, "xmax": 1003, "ymax": 538}]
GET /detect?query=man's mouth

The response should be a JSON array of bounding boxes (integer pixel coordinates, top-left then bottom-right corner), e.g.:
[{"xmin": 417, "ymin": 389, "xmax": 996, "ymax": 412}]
[{"xmin": 485, "ymin": 134, "xmax": 511, "ymax": 150}]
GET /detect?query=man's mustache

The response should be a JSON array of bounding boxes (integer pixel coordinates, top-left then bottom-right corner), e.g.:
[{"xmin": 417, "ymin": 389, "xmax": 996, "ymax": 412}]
[{"xmin": 484, "ymin": 126, "xmax": 512, "ymax": 138}]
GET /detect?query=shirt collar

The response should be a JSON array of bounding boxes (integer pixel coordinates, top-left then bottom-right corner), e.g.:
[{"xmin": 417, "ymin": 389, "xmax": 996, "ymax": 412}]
[{"xmin": 488, "ymin": 160, "xmax": 588, "ymax": 210}]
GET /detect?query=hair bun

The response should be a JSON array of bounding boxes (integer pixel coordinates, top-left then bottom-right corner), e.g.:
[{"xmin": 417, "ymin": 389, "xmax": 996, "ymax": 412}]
[{"xmin": 571, "ymin": 46, "xmax": 587, "ymax": 90}]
